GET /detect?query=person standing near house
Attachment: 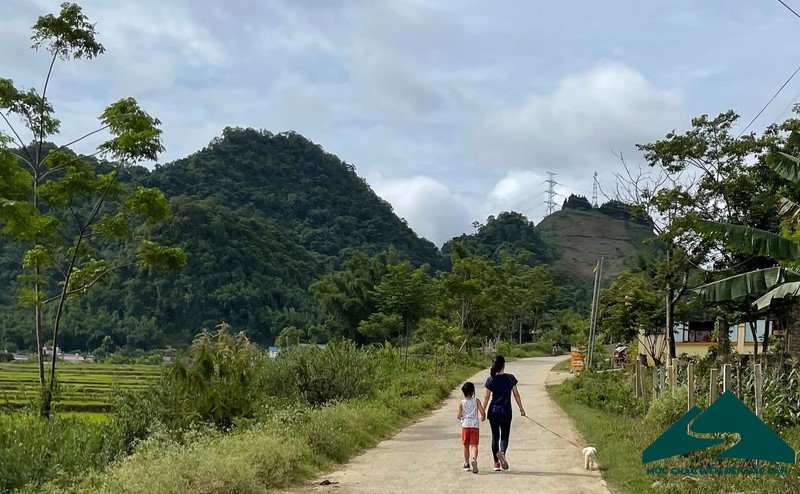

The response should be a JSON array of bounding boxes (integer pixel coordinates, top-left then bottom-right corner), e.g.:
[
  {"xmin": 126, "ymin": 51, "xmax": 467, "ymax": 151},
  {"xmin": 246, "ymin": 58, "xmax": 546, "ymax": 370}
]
[{"xmin": 483, "ymin": 355, "xmax": 526, "ymax": 472}]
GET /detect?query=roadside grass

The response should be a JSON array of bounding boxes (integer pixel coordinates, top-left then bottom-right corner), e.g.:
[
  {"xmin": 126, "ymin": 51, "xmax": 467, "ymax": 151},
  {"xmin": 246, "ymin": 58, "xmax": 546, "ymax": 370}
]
[
  {"xmin": 551, "ymin": 358, "xmax": 571, "ymax": 372},
  {"xmin": 548, "ymin": 378, "xmax": 800, "ymax": 494},
  {"xmin": 32, "ymin": 357, "xmax": 490, "ymax": 494},
  {"xmin": 548, "ymin": 383, "xmax": 655, "ymax": 494}
]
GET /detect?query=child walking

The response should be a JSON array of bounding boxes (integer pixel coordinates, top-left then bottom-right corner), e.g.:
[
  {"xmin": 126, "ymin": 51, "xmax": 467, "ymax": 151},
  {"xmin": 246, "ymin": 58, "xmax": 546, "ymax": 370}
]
[{"xmin": 457, "ymin": 381, "xmax": 486, "ymax": 473}]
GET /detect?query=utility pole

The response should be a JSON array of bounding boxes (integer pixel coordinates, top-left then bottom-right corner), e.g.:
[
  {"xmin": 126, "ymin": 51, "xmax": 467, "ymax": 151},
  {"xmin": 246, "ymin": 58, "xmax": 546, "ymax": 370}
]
[
  {"xmin": 587, "ymin": 257, "xmax": 604, "ymax": 368},
  {"xmin": 592, "ymin": 172, "xmax": 599, "ymax": 208},
  {"xmin": 545, "ymin": 172, "xmax": 558, "ymax": 215}
]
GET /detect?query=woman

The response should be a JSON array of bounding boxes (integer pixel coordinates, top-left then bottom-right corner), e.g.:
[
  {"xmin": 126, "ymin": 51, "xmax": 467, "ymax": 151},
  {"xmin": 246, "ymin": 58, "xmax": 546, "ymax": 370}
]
[{"xmin": 482, "ymin": 355, "xmax": 525, "ymax": 472}]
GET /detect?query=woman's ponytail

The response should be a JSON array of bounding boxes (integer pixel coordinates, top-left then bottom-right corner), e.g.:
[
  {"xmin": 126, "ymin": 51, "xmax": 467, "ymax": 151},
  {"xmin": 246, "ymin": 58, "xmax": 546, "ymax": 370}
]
[{"xmin": 490, "ymin": 355, "xmax": 505, "ymax": 378}]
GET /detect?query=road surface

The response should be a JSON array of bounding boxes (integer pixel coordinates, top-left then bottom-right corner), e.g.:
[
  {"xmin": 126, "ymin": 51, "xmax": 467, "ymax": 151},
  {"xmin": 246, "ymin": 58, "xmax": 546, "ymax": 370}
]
[{"xmin": 284, "ymin": 356, "xmax": 611, "ymax": 494}]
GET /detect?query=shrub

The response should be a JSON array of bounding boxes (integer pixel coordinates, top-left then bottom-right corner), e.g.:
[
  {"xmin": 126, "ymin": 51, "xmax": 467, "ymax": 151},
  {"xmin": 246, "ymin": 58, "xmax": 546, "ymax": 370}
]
[
  {"xmin": 167, "ymin": 324, "xmax": 265, "ymax": 428},
  {"xmin": 259, "ymin": 340, "xmax": 376, "ymax": 406},
  {"xmin": 0, "ymin": 413, "xmax": 110, "ymax": 492},
  {"xmin": 645, "ymin": 385, "xmax": 688, "ymax": 428},
  {"xmin": 49, "ymin": 428, "xmax": 314, "ymax": 494},
  {"xmin": 564, "ymin": 370, "xmax": 641, "ymax": 417}
]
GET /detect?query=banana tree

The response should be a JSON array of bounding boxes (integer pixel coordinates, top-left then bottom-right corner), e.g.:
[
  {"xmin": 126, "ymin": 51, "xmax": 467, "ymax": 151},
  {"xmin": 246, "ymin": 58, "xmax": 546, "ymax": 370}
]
[{"xmin": 695, "ymin": 152, "xmax": 800, "ymax": 314}]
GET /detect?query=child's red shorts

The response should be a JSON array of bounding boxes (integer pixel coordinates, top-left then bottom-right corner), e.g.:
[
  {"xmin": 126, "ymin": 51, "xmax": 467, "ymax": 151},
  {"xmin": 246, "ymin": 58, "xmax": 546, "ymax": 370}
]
[{"xmin": 461, "ymin": 427, "xmax": 479, "ymax": 445}]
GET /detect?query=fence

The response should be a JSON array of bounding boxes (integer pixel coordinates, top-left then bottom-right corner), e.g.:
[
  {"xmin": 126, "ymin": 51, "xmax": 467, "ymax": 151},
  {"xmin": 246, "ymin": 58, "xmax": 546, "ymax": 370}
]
[{"xmin": 633, "ymin": 359, "xmax": 764, "ymax": 418}]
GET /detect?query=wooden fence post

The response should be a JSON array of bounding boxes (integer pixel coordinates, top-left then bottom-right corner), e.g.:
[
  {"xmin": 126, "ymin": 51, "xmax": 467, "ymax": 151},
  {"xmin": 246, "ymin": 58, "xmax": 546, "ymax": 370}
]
[
  {"xmin": 687, "ymin": 362, "xmax": 695, "ymax": 411},
  {"xmin": 709, "ymin": 368, "xmax": 718, "ymax": 406},
  {"xmin": 736, "ymin": 365, "xmax": 743, "ymax": 398},
  {"xmin": 652, "ymin": 367, "xmax": 658, "ymax": 404},
  {"xmin": 634, "ymin": 360, "xmax": 641, "ymax": 397},
  {"xmin": 639, "ymin": 361, "xmax": 647, "ymax": 410},
  {"xmin": 658, "ymin": 366, "xmax": 666, "ymax": 395},
  {"xmin": 723, "ymin": 364, "xmax": 732, "ymax": 394},
  {"xmin": 755, "ymin": 364, "xmax": 763, "ymax": 419},
  {"xmin": 668, "ymin": 364, "xmax": 676, "ymax": 396}
]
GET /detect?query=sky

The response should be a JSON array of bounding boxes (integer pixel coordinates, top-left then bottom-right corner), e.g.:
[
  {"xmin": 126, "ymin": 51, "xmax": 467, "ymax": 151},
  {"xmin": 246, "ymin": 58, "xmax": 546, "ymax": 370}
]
[{"xmin": 2, "ymin": 1, "xmax": 800, "ymax": 246}]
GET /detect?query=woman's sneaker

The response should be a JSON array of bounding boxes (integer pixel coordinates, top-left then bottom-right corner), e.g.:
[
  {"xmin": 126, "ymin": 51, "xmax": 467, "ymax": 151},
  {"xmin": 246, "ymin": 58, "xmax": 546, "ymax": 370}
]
[
  {"xmin": 493, "ymin": 462, "xmax": 501, "ymax": 471},
  {"xmin": 470, "ymin": 457, "xmax": 478, "ymax": 474},
  {"xmin": 497, "ymin": 451, "xmax": 509, "ymax": 470},
  {"xmin": 462, "ymin": 463, "xmax": 471, "ymax": 471}
]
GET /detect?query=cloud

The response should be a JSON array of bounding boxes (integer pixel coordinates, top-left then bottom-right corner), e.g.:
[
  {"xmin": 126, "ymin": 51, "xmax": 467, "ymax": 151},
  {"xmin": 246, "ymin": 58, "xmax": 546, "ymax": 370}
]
[
  {"xmin": 368, "ymin": 174, "xmax": 474, "ymax": 246},
  {"xmin": 1, "ymin": 0, "xmax": 796, "ymax": 246},
  {"xmin": 470, "ymin": 61, "xmax": 686, "ymax": 173}
]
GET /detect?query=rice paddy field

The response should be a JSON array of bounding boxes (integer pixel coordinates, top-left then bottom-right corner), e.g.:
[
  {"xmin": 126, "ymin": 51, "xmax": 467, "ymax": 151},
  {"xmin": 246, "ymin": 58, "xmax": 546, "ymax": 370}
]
[{"xmin": 0, "ymin": 363, "xmax": 162, "ymax": 413}]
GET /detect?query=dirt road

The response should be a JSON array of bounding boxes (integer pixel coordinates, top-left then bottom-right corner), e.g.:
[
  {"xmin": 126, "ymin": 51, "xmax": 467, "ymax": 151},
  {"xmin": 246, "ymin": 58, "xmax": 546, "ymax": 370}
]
[{"xmin": 286, "ymin": 357, "xmax": 611, "ymax": 494}]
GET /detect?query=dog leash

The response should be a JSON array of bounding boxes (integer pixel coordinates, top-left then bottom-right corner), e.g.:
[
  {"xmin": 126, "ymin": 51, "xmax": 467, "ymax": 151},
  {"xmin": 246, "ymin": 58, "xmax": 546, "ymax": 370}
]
[{"xmin": 522, "ymin": 415, "xmax": 584, "ymax": 450}]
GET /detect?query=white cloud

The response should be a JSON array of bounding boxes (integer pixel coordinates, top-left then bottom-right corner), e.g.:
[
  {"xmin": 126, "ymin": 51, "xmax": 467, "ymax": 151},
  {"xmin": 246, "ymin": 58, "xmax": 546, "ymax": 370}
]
[
  {"xmin": 368, "ymin": 174, "xmax": 474, "ymax": 246},
  {"xmin": 471, "ymin": 61, "xmax": 686, "ymax": 172}
]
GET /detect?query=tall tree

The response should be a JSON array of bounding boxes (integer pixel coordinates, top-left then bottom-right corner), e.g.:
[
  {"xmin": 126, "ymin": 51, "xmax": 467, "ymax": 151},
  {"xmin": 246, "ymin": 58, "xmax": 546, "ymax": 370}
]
[
  {"xmin": 617, "ymin": 111, "xmax": 773, "ymax": 359},
  {"xmin": 0, "ymin": 3, "xmax": 185, "ymax": 416},
  {"xmin": 373, "ymin": 261, "xmax": 433, "ymax": 360}
]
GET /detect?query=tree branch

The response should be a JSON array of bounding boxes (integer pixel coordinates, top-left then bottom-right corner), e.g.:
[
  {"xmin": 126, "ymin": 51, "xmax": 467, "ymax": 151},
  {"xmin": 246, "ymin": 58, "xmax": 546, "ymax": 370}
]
[
  {"xmin": 60, "ymin": 125, "xmax": 110, "ymax": 150},
  {"xmin": 0, "ymin": 112, "xmax": 35, "ymax": 171}
]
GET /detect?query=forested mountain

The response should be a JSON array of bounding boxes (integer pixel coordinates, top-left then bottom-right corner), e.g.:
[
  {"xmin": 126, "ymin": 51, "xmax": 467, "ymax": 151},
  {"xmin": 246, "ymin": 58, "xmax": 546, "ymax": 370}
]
[
  {"xmin": 441, "ymin": 211, "xmax": 552, "ymax": 266},
  {"xmin": 0, "ymin": 129, "xmax": 440, "ymax": 351},
  {"xmin": 0, "ymin": 128, "xmax": 648, "ymax": 353},
  {"xmin": 145, "ymin": 127, "xmax": 440, "ymax": 269}
]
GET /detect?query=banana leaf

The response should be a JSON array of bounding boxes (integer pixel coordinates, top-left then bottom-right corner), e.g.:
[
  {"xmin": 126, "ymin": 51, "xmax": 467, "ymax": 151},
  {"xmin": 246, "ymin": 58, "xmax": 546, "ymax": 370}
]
[
  {"xmin": 771, "ymin": 152, "xmax": 800, "ymax": 184},
  {"xmin": 753, "ymin": 281, "xmax": 800, "ymax": 310},
  {"xmin": 697, "ymin": 220, "xmax": 800, "ymax": 262},
  {"xmin": 778, "ymin": 196, "xmax": 800, "ymax": 228},
  {"xmin": 694, "ymin": 267, "xmax": 800, "ymax": 302}
]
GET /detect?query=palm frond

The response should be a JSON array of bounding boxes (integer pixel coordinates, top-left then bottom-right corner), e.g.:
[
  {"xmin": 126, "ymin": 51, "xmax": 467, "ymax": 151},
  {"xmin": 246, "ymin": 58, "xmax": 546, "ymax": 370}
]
[
  {"xmin": 697, "ymin": 220, "xmax": 800, "ymax": 262},
  {"xmin": 694, "ymin": 267, "xmax": 800, "ymax": 302},
  {"xmin": 753, "ymin": 281, "xmax": 800, "ymax": 310}
]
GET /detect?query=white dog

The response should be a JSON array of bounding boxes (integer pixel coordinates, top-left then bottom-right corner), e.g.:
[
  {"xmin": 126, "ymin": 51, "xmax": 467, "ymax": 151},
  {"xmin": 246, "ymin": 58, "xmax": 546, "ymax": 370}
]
[{"xmin": 583, "ymin": 446, "xmax": 597, "ymax": 470}]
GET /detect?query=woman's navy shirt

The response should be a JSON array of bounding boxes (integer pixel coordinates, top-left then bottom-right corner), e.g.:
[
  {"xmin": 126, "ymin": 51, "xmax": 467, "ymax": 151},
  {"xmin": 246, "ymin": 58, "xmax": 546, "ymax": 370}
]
[{"xmin": 485, "ymin": 373, "xmax": 518, "ymax": 421}]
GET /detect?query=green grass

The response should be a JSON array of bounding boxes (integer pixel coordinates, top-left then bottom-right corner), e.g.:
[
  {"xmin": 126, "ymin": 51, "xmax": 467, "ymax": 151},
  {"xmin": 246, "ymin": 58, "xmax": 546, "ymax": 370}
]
[
  {"xmin": 0, "ymin": 363, "xmax": 161, "ymax": 412},
  {"xmin": 548, "ymin": 380, "xmax": 800, "ymax": 494},
  {"xmin": 549, "ymin": 383, "xmax": 655, "ymax": 493},
  {"xmin": 39, "ymin": 358, "xmax": 490, "ymax": 494},
  {"xmin": 552, "ymin": 358, "xmax": 571, "ymax": 372}
]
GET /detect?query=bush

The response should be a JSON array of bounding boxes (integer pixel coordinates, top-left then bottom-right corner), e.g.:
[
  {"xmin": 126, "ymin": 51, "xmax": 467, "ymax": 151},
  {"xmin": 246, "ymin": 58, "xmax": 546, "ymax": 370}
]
[
  {"xmin": 563, "ymin": 370, "xmax": 641, "ymax": 417},
  {"xmin": 0, "ymin": 413, "xmax": 110, "ymax": 492},
  {"xmin": 259, "ymin": 340, "xmax": 376, "ymax": 406},
  {"xmin": 47, "ymin": 428, "xmax": 314, "ymax": 494},
  {"xmin": 645, "ymin": 385, "xmax": 688, "ymax": 428}
]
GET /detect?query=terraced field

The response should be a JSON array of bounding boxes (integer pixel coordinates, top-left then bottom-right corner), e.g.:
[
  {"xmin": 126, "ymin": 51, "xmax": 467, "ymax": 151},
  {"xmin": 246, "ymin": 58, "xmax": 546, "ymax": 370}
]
[{"xmin": 0, "ymin": 364, "xmax": 162, "ymax": 412}]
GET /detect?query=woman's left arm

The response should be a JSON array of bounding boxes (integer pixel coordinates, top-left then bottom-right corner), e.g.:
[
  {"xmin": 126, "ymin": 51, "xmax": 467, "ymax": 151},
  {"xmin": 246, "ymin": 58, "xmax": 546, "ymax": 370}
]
[
  {"xmin": 512, "ymin": 386, "xmax": 525, "ymax": 417},
  {"xmin": 482, "ymin": 388, "xmax": 491, "ymax": 413}
]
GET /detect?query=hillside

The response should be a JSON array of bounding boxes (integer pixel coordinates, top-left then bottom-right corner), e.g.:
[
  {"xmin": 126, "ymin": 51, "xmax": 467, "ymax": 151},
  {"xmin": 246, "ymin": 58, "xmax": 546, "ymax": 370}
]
[
  {"xmin": 441, "ymin": 211, "xmax": 552, "ymax": 266},
  {"xmin": 146, "ymin": 127, "xmax": 440, "ymax": 268},
  {"xmin": 0, "ymin": 129, "xmax": 443, "ymax": 351},
  {"xmin": 535, "ymin": 208, "xmax": 655, "ymax": 279}
]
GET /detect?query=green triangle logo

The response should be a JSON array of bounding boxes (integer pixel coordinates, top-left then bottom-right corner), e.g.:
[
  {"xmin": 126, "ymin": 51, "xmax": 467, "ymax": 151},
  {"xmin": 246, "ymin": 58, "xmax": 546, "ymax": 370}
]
[{"xmin": 643, "ymin": 391, "xmax": 796, "ymax": 464}]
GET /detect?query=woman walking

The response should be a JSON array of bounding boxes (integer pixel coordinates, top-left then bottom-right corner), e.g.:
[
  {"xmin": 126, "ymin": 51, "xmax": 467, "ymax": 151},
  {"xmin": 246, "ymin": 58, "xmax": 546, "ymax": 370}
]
[{"xmin": 483, "ymin": 355, "xmax": 525, "ymax": 471}]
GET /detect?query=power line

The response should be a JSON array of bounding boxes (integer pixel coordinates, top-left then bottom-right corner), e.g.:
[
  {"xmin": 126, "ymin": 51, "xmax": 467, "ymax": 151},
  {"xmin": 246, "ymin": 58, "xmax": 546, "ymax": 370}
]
[
  {"xmin": 778, "ymin": 0, "xmax": 800, "ymax": 20},
  {"xmin": 473, "ymin": 186, "xmax": 547, "ymax": 222},
  {"xmin": 737, "ymin": 63, "xmax": 800, "ymax": 138}
]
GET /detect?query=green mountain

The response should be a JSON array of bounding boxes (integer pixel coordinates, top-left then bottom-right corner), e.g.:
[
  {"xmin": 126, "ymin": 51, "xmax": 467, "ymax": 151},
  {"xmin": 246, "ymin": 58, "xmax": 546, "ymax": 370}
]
[
  {"xmin": 145, "ymin": 127, "xmax": 439, "ymax": 268},
  {"xmin": 0, "ymin": 129, "xmax": 652, "ymax": 353},
  {"xmin": 0, "ymin": 128, "xmax": 441, "ymax": 351},
  {"xmin": 441, "ymin": 211, "xmax": 552, "ymax": 266}
]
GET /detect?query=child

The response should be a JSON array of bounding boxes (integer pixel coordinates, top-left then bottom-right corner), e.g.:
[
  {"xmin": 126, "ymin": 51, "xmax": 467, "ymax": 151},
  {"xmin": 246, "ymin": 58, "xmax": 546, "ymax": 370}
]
[{"xmin": 457, "ymin": 381, "xmax": 486, "ymax": 473}]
